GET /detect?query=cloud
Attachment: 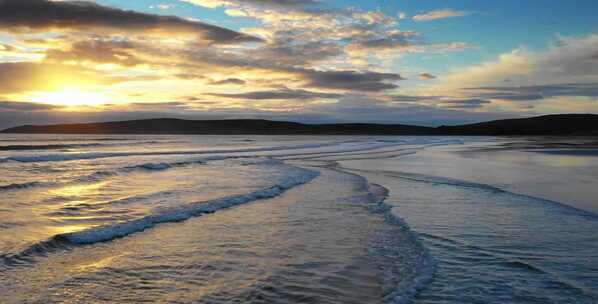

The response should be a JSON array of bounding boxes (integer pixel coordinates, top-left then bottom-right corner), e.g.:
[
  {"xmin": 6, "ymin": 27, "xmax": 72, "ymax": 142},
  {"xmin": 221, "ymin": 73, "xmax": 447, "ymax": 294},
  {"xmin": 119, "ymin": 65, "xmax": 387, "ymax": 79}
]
[
  {"xmin": 0, "ymin": 42, "xmax": 44, "ymax": 62},
  {"xmin": 0, "ymin": 61, "xmax": 158, "ymax": 95},
  {"xmin": 353, "ymin": 31, "xmax": 419, "ymax": 50},
  {"xmin": 0, "ymin": 62, "xmax": 97, "ymax": 94},
  {"xmin": 0, "ymin": 0, "xmax": 260, "ymax": 44},
  {"xmin": 185, "ymin": 0, "xmax": 468, "ymax": 64},
  {"xmin": 430, "ymin": 34, "xmax": 598, "ymax": 104},
  {"xmin": 244, "ymin": 39, "xmax": 343, "ymax": 66},
  {"xmin": 0, "ymin": 43, "xmax": 18, "ymax": 52},
  {"xmin": 210, "ymin": 78, "xmax": 247, "ymax": 85},
  {"xmin": 0, "ymin": 101, "xmax": 63, "ymax": 111},
  {"xmin": 181, "ymin": 0, "xmax": 320, "ymax": 9},
  {"xmin": 441, "ymin": 98, "xmax": 491, "ymax": 109},
  {"xmin": 300, "ymin": 69, "xmax": 404, "ymax": 91},
  {"xmin": 123, "ymin": 101, "xmax": 195, "ymax": 111},
  {"xmin": 418, "ymin": 73, "xmax": 436, "ymax": 80},
  {"xmin": 412, "ymin": 9, "xmax": 471, "ymax": 22},
  {"xmin": 463, "ymin": 83, "xmax": 598, "ymax": 101},
  {"xmin": 45, "ymin": 39, "xmax": 142, "ymax": 66},
  {"xmin": 0, "ymin": 0, "xmax": 518, "ymax": 125},
  {"xmin": 207, "ymin": 88, "xmax": 341, "ymax": 100},
  {"xmin": 0, "ymin": 97, "xmax": 517, "ymax": 130},
  {"xmin": 295, "ymin": 94, "xmax": 515, "ymax": 126},
  {"xmin": 391, "ymin": 94, "xmax": 440, "ymax": 102},
  {"xmin": 178, "ymin": 47, "xmax": 405, "ymax": 92},
  {"xmin": 423, "ymin": 42, "xmax": 473, "ymax": 53},
  {"xmin": 150, "ymin": 4, "xmax": 175, "ymax": 10}
]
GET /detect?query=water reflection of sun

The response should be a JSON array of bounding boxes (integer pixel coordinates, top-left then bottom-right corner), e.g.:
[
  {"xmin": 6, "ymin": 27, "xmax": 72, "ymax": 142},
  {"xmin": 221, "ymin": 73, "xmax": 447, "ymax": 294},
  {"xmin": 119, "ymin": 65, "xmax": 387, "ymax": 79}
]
[{"xmin": 50, "ymin": 182, "xmax": 107, "ymax": 197}]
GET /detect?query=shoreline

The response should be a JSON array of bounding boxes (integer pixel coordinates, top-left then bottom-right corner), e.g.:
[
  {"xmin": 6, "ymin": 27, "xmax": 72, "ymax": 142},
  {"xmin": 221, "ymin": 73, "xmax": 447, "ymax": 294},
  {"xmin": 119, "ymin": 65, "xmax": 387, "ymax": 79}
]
[{"xmin": 337, "ymin": 142, "xmax": 598, "ymax": 214}]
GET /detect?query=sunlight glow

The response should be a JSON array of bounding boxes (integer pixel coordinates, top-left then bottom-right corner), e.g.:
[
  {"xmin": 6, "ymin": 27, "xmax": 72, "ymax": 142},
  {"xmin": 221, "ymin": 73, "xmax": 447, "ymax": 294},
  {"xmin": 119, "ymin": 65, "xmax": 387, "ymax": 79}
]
[{"xmin": 32, "ymin": 89, "xmax": 108, "ymax": 107}]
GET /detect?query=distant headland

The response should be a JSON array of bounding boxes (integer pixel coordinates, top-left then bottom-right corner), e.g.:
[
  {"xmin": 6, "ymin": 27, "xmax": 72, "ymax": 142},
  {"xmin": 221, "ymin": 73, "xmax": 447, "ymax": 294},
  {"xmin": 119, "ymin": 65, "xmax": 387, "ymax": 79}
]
[{"xmin": 2, "ymin": 114, "xmax": 597, "ymax": 136}]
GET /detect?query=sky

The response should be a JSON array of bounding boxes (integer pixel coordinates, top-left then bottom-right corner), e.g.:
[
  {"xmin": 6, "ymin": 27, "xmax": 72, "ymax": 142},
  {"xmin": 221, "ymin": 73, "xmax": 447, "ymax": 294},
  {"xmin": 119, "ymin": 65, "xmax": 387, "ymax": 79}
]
[{"xmin": 0, "ymin": 0, "xmax": 598, "ymax": 128}]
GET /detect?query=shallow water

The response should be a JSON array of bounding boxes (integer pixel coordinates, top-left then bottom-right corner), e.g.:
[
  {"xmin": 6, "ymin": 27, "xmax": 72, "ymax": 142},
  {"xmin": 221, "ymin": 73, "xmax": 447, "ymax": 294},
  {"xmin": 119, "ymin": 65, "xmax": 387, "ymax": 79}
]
[{"xmin": 1, "ymin": 135, "xmax": 597, "ymax": 303}]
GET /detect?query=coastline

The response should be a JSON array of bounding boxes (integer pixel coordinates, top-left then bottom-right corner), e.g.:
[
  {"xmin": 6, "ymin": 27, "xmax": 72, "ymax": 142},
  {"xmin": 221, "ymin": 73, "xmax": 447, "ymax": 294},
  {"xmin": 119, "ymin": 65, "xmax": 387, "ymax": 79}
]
[{"xmin": 338, "ymin": 140, "xmax": 598, "ymax": 214}]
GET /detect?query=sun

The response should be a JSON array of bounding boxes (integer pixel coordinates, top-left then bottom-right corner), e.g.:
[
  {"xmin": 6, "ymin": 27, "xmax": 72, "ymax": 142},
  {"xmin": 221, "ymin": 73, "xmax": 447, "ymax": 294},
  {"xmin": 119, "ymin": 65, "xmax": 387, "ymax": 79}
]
[{"xmin": 31, "ymin": 89, "xmax": 108, "ymax": 107}]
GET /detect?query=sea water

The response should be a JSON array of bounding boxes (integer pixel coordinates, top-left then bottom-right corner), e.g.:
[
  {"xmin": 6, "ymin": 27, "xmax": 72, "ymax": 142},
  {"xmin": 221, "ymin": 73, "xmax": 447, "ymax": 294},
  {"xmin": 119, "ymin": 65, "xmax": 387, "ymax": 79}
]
[{"xmin": 0, "ymin": 135, "xmax": 596, "ymax": 303}]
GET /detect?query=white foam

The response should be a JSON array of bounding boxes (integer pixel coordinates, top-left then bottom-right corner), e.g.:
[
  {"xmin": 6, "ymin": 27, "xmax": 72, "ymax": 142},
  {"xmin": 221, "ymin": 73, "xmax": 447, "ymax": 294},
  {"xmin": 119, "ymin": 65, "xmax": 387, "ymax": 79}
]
[
  {"xmin": 0, "ymin": 142, "xmax": 340, "ymax": 163},
  {"xmin": 0, "ymin": 139, "xmax": 464, "ymax": 164},
  {"xmin": 62, "ymin": 167, "xmax": 319, "ymax": 244},
  {"xmin": 367, "ymin": 184, "xmax": 437, "ymax": 304}
]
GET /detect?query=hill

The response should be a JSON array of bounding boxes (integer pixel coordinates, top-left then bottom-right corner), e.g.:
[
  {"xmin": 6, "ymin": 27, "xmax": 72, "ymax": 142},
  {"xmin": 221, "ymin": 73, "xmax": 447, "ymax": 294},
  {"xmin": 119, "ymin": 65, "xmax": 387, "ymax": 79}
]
[
  {"xmin": 2, "ymin": 114, "xmax": 597, "ymax": 135},
  {"xmin": 436, "ymin": 114, "xmax": 598, "ymax": 135},
  {"xmin": 0, "ymin": 119, "xmax": 432, "ymax": 135}
]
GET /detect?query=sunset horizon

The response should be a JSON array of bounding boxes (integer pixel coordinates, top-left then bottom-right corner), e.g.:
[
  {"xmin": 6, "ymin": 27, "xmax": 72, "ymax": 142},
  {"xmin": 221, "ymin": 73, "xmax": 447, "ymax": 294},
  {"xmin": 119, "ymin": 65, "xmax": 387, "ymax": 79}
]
[
  {"xmin": 1, "ymin": 0, "xmax": 597, "ymax": 129},
  {"xmin": 1, "ymin": 1, "xmax": 598, "ymax": 303}
]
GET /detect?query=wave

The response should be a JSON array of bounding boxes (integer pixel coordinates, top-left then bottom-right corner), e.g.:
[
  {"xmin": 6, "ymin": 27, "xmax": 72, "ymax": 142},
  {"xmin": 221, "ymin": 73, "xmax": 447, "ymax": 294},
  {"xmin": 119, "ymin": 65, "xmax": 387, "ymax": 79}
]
[
  {"xmin": 1, "ymin": 235, "xmax": 73, "ymax": 267},
  {"xmin": 0, "ymin": 142, "xmax": 340, "ymax": 163},
  {"xmin": 0, "ymin": 138, "xmax": 140, "ymax": 143},
  {"xmin": 0, "ymin": 159, "xmax": 208, "ymax": 193},
  {"xmin": 0, "ymin": 139, "xmax": 464, "ymax": 164},
  {"xmin": 377, "ymin": 170, "xmax": 598, "ymax": 218},
  {"xmin": 388, "ymin": 171, "xmax": 505, "ymax": 193},
  {"xmin": 334, "ymin": 168, "xmax": 436, "ymax": 304},
  {"xmin": 1, "ymin": 167, "xmax": 319, "ymax": 267},
  {"xmin": 122, "ymin": 159, "xmax": 206, "ymax": 172},
  {"xmin": 53, "ymin": 190, "xmax": 177, "ymax": 215},
  {"xmin": 369, "ymin": 184, "xmax": 436, "ymax": 304},
  {"xmin": 380, "ymin": 194, "xmax": 436, "ymax": 304},
  {"xmin": 0, "ymin": 140, "xmax": 183, "ymax": 151},
  {"xmin": 0, "ymin": 143, "xmax": 102, "ymax": 151},
  {"xmin": 305, "ymin": 162, "xmax": 437, "ymax": 304},
  {"xmin": 0, "ymin": 181, "xmax": 47, "ymax": 191},
  {"xmin": 0, "ymin": 155, "xmax": 287, "ymax": 193},
  {"xmin": 354, "ymin": 168, "xmax": 598, "ymax": 303},
  {"xmin": 345, "ymin": 159, "xmax": 598, "ymax": 219}
]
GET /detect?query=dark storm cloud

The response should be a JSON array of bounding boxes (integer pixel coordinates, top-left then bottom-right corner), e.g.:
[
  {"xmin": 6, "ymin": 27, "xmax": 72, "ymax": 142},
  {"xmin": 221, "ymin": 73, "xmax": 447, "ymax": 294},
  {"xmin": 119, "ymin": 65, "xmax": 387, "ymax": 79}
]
[
  {"xmin": 0, "ymin": 0, "xmax": 261, "ymax": 44},
  {"xmin": 207, "ymin": 88, "xmax": 341, "ymax": 100},
  {"xmin": 0, "ymin": 101, "xmax": 63, "ymax": 111}
]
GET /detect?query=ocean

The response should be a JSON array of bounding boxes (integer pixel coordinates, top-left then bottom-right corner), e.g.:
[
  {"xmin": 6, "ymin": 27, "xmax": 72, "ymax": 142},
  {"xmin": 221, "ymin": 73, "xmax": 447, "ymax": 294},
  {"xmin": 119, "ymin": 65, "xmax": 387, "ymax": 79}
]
[{"xmin": 0, "ymin": 135, "xmax": 597, "ymax": 303}]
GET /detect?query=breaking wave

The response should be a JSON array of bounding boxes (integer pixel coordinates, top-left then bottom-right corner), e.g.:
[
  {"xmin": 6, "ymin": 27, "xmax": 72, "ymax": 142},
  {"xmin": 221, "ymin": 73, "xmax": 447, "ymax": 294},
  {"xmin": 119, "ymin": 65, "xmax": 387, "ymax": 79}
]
[{"xmin": 1, "ymin": 167, "xmax": 319, "ymax": 267}]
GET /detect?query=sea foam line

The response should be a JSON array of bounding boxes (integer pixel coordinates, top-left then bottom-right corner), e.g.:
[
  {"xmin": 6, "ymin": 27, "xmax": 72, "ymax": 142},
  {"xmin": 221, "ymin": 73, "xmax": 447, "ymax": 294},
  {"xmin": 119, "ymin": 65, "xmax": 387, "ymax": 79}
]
[
  {"xmin": 377, "ymin": 170, "xmax": 598, "ymax": 218},
  {"xmin": 0, "ymin": 156, "xmax": 285, "ymax": 193},
  {"xmin": 0, "ymin": 142, "xmax": 340, "ymax": 163},
  {"xmin": 0, "ymin": 158, "xmax": 209, "ymax": 192},
  {"xmin": 366, "ymin": 183, "xmax": 436, "ymax": 304},
  {"xmin": 1, "ymin": 167, "xmax": 319, "ymax": 267},
  {"xmin": 330, "ymin": 164, "xmax": 437, "ymax": 304},
  {"xmin": 0, "ymin": 138, "xmax": 464, "ymax": 164}
]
